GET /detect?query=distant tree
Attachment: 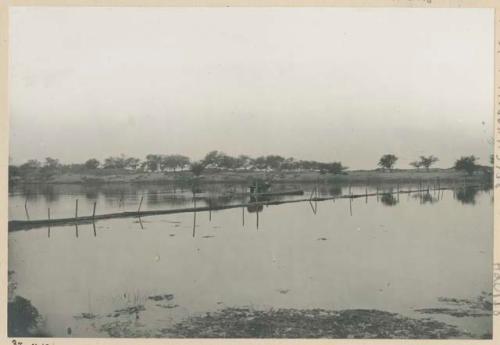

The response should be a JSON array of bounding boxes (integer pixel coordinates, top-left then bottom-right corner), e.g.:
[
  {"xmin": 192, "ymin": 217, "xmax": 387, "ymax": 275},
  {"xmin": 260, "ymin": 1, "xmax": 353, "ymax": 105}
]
[
  {"xmin": 174, "ymin": 155, "xmax": 190, "ymax": 171},
  {"xmin": 103, "ymin": 155, "xmax": 129, "ymax": 169},
  {"xmin": 44, "ymin": 157, "xmax": 61, "ymax": 169},
  {"xmin": 218, "ymin": 154, "xmax": 239, "ymax": 170},
  {"xmin": 161, "ymin": 154, "xmax": 190, "ymax": 172},
  {"xmin": 253, "ymin": 156, "xmax": 268, "ymax": 170},
  {"xmin": 418, "ymin": 155, "xmax": 439, "ymax": 171},
  {"xmin": 145, "ymin": 154, "xmax": 162, "ymax": 172},
  {"xmin": 190, "ymin": 161, "xmax": 206, "ymax": 176},
  {"xmin": 20, "ymin": 159, "xmax": 41, "ymax": 171},
  {"xmin": 265, "ymin": 155, "xmax": 286, "ymax": 170},
  {"xmin": 325, "ymin": 162, "xmax": 348, "ymax": 175},
  {"xmin": 409, "ymin": 161, "xmax": 421, "ymax": 170},
  {"xmin": 203, "ymin": 151, "xmax": 222, "ymax": 167},
  {"xmin": 84, "ymin": 158, "xmax": 100, "ymax": 169},
  {"xmin": 378, "ymin": 154, "xmax": 398, "ymax": 171},
  {"xmin": 236, "ymin": 155, "xmax": 252, "ymax": 169},
  {"xmin": 454, "ymin": 155, "xmax": 478, "ymax": 176},
  {"xmin": 125, "ymin": 157, "xmax": 140, "ymax": 170},
  {"xmin": 8, "ymin": 165, "xmax": 20, "ymax": 178},
  {"xmin": 280, "ymin": 157, "xmax": 296, "ymax": 171}
]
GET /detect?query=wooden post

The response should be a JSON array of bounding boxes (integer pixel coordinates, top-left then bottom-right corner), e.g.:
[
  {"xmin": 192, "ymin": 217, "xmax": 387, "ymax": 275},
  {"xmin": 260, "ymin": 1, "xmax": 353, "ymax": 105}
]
[
  {"xmin": 309, "ymin": 187, "xmax": 315, "ymax": 201},
  {"xmin": 75, "ymin": 224, "xmax": 79, "ymax": 238},
  {"xmin": 75, "ymin": 199, "xmax": 79, "ymax": 219},
  {"xmin": 192, "ymin": 196, "xmax": 196, "ymax": 237},
  {"xmin": 138, "ymin": 196, "xmax": 144, "ymax": 213},
  {"xmin": 365, "ymin": 187, "xmax": 368, "ymax": 204},
  {"xmin": 376, "ymin": 186, "xmax": 379, "ymax": 202},
  {"xmin": 92, "ymin": 202, "xmax": 97, "ymax": 219},
  {"xmin": 242, "ymin": 207, "xmax": 245, "ymax": 227},
  {"xmin": 93, "ymin": 221, "xmax": 97, "ymax": 237},
  {"xmin": 256, "ymin": 208, "xmax": 259, "ymax": 230},
  {"xmin": 24, "ymin": 199, "xmax": 30, "ymax": 221},
  {"xmin": 47, "ymin": 208, "xmax": 51, "ymax": 238},
  {"xmin": 349, "ymin": 196, "xmax": 353, "ymax": 216}
]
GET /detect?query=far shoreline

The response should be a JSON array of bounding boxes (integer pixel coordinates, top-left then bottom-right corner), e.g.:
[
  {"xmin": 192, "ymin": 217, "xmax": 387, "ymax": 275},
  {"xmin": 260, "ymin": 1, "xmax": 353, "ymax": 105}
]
[{"xmin": 9, "ymin": 167, "xmax": 492, "ymax": 186}]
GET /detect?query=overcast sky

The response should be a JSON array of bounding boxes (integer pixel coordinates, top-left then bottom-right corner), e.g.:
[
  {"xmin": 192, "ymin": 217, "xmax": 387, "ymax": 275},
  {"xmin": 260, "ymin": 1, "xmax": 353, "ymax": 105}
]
[{"xmin": 9, "ymin": 7, "xmax": 494, "ymax": 169}]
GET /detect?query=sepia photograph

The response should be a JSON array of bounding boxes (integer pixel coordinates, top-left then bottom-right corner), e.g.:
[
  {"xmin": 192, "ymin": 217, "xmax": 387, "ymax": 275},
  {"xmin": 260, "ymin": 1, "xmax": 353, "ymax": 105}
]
[{"xmin": 4, "ymin": 4, "xmax": 497, "ymax": 341}]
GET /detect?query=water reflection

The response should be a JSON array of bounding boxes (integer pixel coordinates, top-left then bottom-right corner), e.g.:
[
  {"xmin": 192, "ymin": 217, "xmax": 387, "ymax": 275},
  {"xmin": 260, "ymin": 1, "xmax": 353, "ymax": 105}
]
[
  {"xmin": 456, "ymin": 186, "xmax": 480, "ymax": 205},
  {"xmin": 8, "ymin": 182, "xmax": 494, "ymax": 223},
  {"xmin": 380, "ymin": 193, "xmax": 398, "ymax": 206},
  {"xmin": 8, "ymin": 183, "xmax": 493, "ymax": 338}
]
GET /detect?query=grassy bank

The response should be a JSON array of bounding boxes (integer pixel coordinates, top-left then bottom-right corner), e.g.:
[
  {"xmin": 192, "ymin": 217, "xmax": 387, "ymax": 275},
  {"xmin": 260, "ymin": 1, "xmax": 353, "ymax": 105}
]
[{"xmin": 11, "ymin": 167, "xmax": 492, "ymax": 185}]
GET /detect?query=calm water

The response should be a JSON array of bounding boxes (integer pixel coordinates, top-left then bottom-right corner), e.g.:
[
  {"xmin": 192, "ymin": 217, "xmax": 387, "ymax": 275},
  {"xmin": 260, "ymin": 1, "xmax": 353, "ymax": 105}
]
[{"xmin": 8, "ymin": 183, "xmax": 493, "ymax": 338}]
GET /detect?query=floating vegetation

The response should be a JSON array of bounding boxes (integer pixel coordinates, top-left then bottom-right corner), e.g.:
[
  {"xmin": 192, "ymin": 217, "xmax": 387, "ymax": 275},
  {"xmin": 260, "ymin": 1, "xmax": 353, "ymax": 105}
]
[
  {"xmin": 8, "ymin": 296, "xmax": 49, "ymax": 337},
  {"xmin": 148, "ymin": 294, "xmax": 174, "ymax": 302},
  {"xmin": 99, "ymin": 320, "xmax": 154, "ymax": 338},
  {"xmin": 161, "ymin": 308, "xmax": 471, "ymax": 338},
  {"xmin": 156, "ymin": 304, "xmax": 179, "ymax": 309},
  {"xmin": 277, "ymin": 289, "xmax": 290, "ymax": 295},
  {"xmin": 108, "ymin": 305, "xmax": 145, "ymax": 318},
  {"xmin": 415, "ymin": 292, "xmax": 492, "ymax": 318},
  {"xmin": 414, "ymin": 308, "xmax": 490, "ymax": 318},
  {"xmin": 74, "ymin": 312, "xmax": 98, "ymax": 320}
]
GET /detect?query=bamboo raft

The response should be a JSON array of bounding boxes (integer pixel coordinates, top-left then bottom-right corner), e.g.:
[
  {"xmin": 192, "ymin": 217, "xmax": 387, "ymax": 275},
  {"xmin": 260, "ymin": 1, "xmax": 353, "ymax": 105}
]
[{"xmin": 8, "ymin": 185, "xmax": 482, "ymax": 232}]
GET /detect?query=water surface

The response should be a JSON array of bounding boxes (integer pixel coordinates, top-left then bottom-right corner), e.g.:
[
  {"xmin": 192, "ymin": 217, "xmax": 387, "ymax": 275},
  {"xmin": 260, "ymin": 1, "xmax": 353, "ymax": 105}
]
[{"xmin": 8, "ymin": 183, "xmax": 493, "ymax": 338}]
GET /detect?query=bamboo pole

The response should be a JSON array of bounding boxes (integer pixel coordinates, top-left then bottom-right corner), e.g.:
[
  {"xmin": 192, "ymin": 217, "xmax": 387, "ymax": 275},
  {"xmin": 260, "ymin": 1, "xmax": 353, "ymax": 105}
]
[
  {"xmin": 92, "ymin": 202, "xmax": 97, "ymax": 219},
  {"xmin": 24, "ymin": 199, "xmax": 30, "ymax": 221},
  {"xmin": 75, "ymin": 199, "xmax": 79, "ymax": 220},
  {"xmin": 138, "ymin": 196, "xmax": 144, "ymax": 213},
  {"xmin": 47, "ymin": 208, "xmax": 51, "ymax": 238},
  {"xmin": 192, "ymin": 192, "xmax": 196, "ymax": 237}
]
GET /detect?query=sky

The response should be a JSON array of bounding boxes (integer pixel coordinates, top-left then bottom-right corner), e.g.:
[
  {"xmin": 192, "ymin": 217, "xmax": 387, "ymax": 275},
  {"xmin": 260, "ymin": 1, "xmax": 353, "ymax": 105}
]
[{"xmin": 8, "ymin": 7, "xmax": 494, "ymax": 170}]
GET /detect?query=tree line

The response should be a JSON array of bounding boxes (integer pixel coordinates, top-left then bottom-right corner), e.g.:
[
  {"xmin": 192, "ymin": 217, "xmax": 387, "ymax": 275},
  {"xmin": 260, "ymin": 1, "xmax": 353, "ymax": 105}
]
[{"xmin": 9, "ymin": 151, "xmax": 490, "ymax": 180}]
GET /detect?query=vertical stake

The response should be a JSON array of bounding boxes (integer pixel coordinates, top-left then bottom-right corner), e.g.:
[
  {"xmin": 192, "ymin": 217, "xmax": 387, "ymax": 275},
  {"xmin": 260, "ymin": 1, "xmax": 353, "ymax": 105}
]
[
  {"xmin": 48, "ymin": 207, "xmax": 51, "ymax": 238},
  {"xmin": 24, "ymin": 199, "xmax": 30, "ymax": 221},
  {"xmin": 138, "ymin": 195, "xmax": 144, "ymax": 213}
]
